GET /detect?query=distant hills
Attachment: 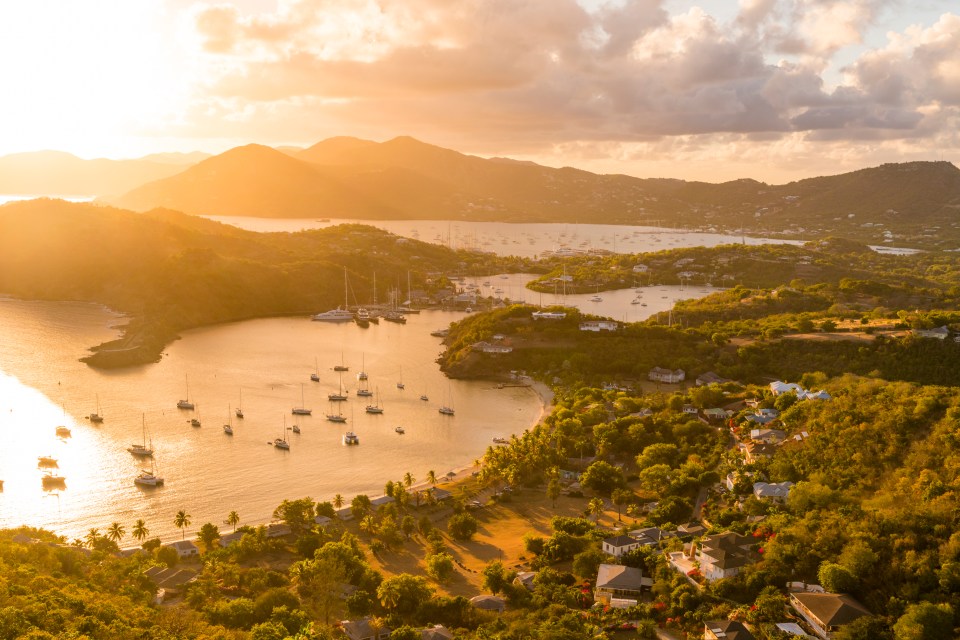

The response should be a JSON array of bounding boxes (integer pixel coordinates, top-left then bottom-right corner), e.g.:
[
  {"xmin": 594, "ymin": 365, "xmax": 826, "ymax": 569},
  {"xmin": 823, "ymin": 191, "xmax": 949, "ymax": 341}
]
[
  {"xmin": 0, "ymin": 150, "xmax": 207, "ymax": 197},
  {"xmin": 4, "ymin": 137, "xmax": 960, "ymax": 248}
]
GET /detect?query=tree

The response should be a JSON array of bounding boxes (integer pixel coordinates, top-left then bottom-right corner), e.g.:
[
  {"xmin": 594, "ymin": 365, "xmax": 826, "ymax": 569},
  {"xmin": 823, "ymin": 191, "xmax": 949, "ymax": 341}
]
[
  {"xmin": 425, "ymin": 552, "xmax": 455, "ymax": 583},
  {"xmin": 387, "ymin": 626, "xmax": 420, "ymax": 640},
  {"xmin": 572, "ymin": 548, "xmax": 607, "ymax": 579},
  {"xmin": 611, "ymin": 489, "xmax": 633, "ymax": 521},
  {"xmin": 818, "ymin": 562, "xmax": 857, "ymax": 594},
  {"xmin": 427, "ymin": 470, "xmax": 437, "ymax": 486},
  {"xmin": 351, "ymin": 494, "xmax": 372, "ymax": 520},
  {"xmin": 84, "ymin": 528, "xmax": 100, "ymax": 549},
  {"xmin": 893, "ymin": 602, "xmax": 954, "ymax": 640},
  {"xmin": 588, "ymin": 497, "xmax": 605, "ymax": 523},
  {"xmin": 638, "ymin": 464, "xmax": 672, "ymax": 495},
  {"xmin": 106, "ymin": 522, "xmax": 126, "ymax": 544},
  {"xmin": 273, "ymin": 497, "xmax": 316, "ymax": 536},
  {"xmin": 226, "ymin": 511, "xmax": 240, "ymax": 532},
  {"xmin": 403, "ymin": 472, "xmax": 415, "ymax": 488},
  {"xmin": 547, "ymin": 477, "xmax": 561, "ymax": 508},
  {"xmin": 580, "ymin": 460, "xmax": 626, "ymax": 496},
  {"xmin": 482, "ymin": 560, "xmax": 514, "ymax": 594},
  {"xmin": 376, "ymin": 574, "xmax": 433, "ymax": 619},
  {"xmin": 448, "ymin": 512, "xmax": 478, "ymax": 541},
  {"xmin": 174, "ymin": 510, "xmax": 191, "ymax": 540},
  {"xmin": 132, "ymin": 519, "xmax": 149, "ymax": 544},
  {"xmin": 401, "ymin": 515, "xmax": 416, "ymax": 540},
  {"xmin": 198, "ymin": 522, "xmax": 221, "ymax": 552},
  {"xmin": 333, "ymin": 494, "xmax": 344, "ymax": 510}
]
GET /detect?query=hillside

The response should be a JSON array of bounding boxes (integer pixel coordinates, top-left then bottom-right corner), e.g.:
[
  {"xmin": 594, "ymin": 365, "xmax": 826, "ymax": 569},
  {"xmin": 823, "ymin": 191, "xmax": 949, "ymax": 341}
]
[
  {"xmin": 0, "ymin": 150, "xmax": 195, "ymax": 197},
  {"xmin": 0, "ymin": 199, "xmax": 516, "ymax": 367},
  {"xmin": 111, "ymin": 136, "xmax": 960, "ymax": 248}
]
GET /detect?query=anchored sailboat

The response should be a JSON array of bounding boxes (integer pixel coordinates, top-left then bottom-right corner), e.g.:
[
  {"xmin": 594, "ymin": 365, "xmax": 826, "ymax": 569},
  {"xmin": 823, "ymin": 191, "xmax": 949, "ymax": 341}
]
[{"xmin": 128, "ymin": 414, "xmax": 154, "ymax": 457}]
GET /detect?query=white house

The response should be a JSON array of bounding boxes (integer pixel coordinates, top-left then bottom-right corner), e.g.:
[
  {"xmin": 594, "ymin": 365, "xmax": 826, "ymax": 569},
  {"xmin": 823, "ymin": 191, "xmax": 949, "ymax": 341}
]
[
  {"xmin": 602, "ymin": 535, "xmax": 641, "ymax": 558},
  {"xmin": 632, "ymin": 264, "xmax": 649, "ymax": 273},
  {"xmin": 532, "ymin": 311, "xmax": 566, "ymax": 320},
  {"xmin": 580, "ymin": 321, "xmax": 619, "ymax": 332},
  {"xmin": 164, "ymin": 540, "xmax": 199, "ymax": 558},
  {"xmin": 649, "ymin": 367, "xmax": 685, "ymax": 383},
  {"xmin": 594, "ymin": 564, "xmax": 652, "ymax": 607},
  {"xmin": 770, "ymin": 381, "xmax": 803, "ymax": 395},
  {"xmin": 753, "ymin": 481, "xmax": 794, "ymax": 502},
  {"xmin": 472, "ymin": 341, "xmax": 513, "ymax": 353},
  {"xmin": 699, "ymin": 532, "xmax": 757, "ymax": 581}
]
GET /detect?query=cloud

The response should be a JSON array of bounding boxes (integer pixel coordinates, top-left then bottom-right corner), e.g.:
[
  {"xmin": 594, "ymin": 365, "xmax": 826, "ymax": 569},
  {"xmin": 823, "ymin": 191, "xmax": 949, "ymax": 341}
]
[{"xmin": 177, "ymin": 1, "xmax": 960, "ymax": 181}]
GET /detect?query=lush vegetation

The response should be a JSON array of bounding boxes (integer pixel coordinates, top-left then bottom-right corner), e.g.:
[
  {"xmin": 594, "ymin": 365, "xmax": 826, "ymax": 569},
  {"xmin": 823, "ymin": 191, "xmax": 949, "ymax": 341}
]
[{"xmin": 0, "ymin": 200, "xmax": 538, "ymax": 367}]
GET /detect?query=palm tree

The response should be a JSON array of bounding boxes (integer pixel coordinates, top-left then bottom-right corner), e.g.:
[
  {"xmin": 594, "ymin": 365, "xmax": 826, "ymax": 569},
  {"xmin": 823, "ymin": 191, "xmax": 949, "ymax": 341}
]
[
  {"xmin": 333, "ymin": 494, "xmax": 344, "ymax": 510},
  {"xmin": 174, "ymin": 510, "xmax": 191, "ymax": 540},
  {"xmin": 403, "ymin": 472, "xmax": 415, "ymax": 488},
  {"xmin": 226, "ymin": 511, "xmax": 240, "ymax": 532},
  {"xmin": 132, "ymin": 519, "xmax": 149, "ymax": 544},
  {"xmin": 84, "ymin": 528, "xmax": 100, "ymax": 549},
  {"xmin": 106, "ymin": 522, "xmax": 126, "ymax": 544},
  {"xmin": 427, "ymin": 469, "xmax": 437, "ymax": 486},
  {"xmin": 588, "ymin": 497, "xmax": 605, "ymax": 523}
]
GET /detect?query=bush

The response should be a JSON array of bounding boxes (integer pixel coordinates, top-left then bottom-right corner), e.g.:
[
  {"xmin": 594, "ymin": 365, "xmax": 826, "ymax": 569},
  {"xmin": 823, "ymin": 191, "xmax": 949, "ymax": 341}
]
[{"xmin": 448, "ymin": 513, "xmax": 478, "ymax": 541}]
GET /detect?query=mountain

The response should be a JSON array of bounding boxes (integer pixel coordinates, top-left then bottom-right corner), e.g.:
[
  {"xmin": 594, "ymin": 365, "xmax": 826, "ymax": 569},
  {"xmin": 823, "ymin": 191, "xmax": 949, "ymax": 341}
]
[
  {"xmin": 0, "ymin": 151, "xmax": 198, "ymax": 197},
  {"xmin": 111, "ymin": 136, "xmax": 960, "ymax": 248},
  {"xmin": 0, "ymin": 198, "xmax": 506, "ymax": 367}
]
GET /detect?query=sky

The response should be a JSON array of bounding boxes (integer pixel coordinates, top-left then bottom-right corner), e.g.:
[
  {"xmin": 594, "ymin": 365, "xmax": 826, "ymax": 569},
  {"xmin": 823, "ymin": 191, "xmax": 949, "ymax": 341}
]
[{"xmin": 0, "ymin": 0, "xmax": 957, "ymax": 183}]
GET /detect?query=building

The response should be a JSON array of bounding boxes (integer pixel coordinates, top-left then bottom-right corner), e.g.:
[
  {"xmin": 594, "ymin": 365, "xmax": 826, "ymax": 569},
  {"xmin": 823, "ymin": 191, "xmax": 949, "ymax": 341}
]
[
  {"xmin": 602, "ymin": 535, "xmax": 642, "ymax": 558},
  {"xmin": 341, "ymin": 618, "xmax": 391, "ymax": 640},
  {"xmin": 682, "ymin": 404, "xmax": 699, "ymax": 415},
  {"xmin": 789, "ymin": 592, "xmax": 870, "ymax": 639},
  {"xmin": 470, "ymin": 595, "xmax": 506, "ymax": 613},
  {"xmin": 770, "ymin": 381, "xmax": 803, "ymax": 396},
  {"xmin": 699, "ymin": 532, "xmax": 757, "ymax": 581},
  {"xmin": 632, "ymin": 264, "xmax": 649, "ymax": 273},
  {"xmin": 580, "ymin": 320, "xmax": 619, "ymax": 332},
  {"xmin": 704, "ymin": 620, "xmax": 755, "ymax": 640},
  {"xmin": 164, "ymin": 540, "xmax": 199, "ymax": 558},
  {"xmin": 912, "ymin": 325, "xmax": 950, "ymax": 340},
  {"xmin": 743, "ymin": 441, "xmax": 778, "ymax": 463},
  {"xmin": 472, "ymin": 341, "xmax": 514, "ymax": 353},
  {"xmin": 696, "ymin": 372, "xmax": 731, "ymax": 386},
  {"xmin": 421, "ymin": 625, "xmax": 454, "ymax": 640},
  {"xmin": 704, "ymin": 408, "xmax": 731, "ymax": 421},
  {"xmin": 629, "ymin": 526, "xmax": 676, "ymax": 547},
  {"xmin": 753, "ymin": 481, "xmax": 794, "ymax": 502},
  {"xmin": 750, "ymin": 428, "xmax": 786, "ymax": 443},
  {"xmin": 532, "ymin": 311, "xmax": 566, "ymax": 320},
  {"xmin": 594, "ymin": 564, "xmax": 652, "ymax": 607},
  {"xmin": 649, "ymin": 367, "xmax": 685, "ymax": 383}
]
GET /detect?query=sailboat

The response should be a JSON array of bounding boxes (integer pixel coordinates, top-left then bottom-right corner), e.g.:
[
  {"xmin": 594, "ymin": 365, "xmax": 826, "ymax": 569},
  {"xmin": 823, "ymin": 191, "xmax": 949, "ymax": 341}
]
[
  {"xmin": 357, "ymin": 354, "xmax": 368, "ymax": 381},
  {"xmin": 135, "ymin": 456, "xmax": 164, "ymax": 487},
  {"xmin": 274, "ymin": 416, "xmax": 290, "ymax": 449},
  {"xmin": 334, "ymin": 351, "xmax": 349, "ymax": 372},
  {"xmin": 177, "ymin": 375, "xmax": 195, "ymax": 410},
  {"xmin": 438, "ymin": 384, "xmax": 455, "ymax": 415},
  {"xmin": 311, "ymin": 357, "xmax": 320, "ymax": 382},
  {"xmin": 365, "ymin": 387, "xmax": 384, "ymax": 414},
  {"xmin": 190, "ymin": 411, "xmax": 202, "ymax": 427},
  {"xmin": 236, "ymin": 389, "xmax": 244, "ymax": 419},
  {"xmin": 128, "ymin": 414, "xmax": 154, "ymax": 456},
  {"xmin": 396, "ymin": 367, "xmax": 405, "ymax": 390},
  {"xmin": 292, "ymin": 383, "xmax": 312, "ymax": 415},
  {"xmin": 326, "ymin": 401, "xmax": 347, "ymax": 423},
  {"xmin": 88, "ymin": 394, "xmax": 104, "ymax": 423},
  {"xmin": 328, "ymin": 372, "xmax": 347, "ymax": 402},
  {"xmin": 312, "ymin": 267, "xmax": 354, "ymax": 322},
  {"xmin": 223, "ymin": 406, "xmax": 234, "ymax": 435}
]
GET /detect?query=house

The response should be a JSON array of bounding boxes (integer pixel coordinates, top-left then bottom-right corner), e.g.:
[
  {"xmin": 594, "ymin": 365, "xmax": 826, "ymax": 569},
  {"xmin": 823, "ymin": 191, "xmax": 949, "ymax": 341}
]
[
  {"xmin": 632, "ymin": 264, "xmax": 649, "ymax": 273},
  {"xmin": 421, "ymin": 625, "xmax": 454, "ymax": 640},
  {"xmin": 775, "ymin": 622, "xmax": 814, "ymax": 637},
  {"xmin": 789, "ymin": 592, "xmax": 870, "ymax": 639},
  {"xmin": 470, "ymin": 595, "xmax": 506, "ymax": 613},
  {"xmin": 559, "ymin": 469, "xmax": 582, "ymax": 482},
  {"xmin": 696, "ymin": 372, "xmax": 731, "ymax": 386},
  {"xmin": 698, "ymin": 532, "xmax": 758, "ymax": 581},
  {"xmin": 341, "ymin": 618, "xmax": 391, "ymax": 640},
  {"xmin": 743, "ymin": 441, "xmax": 778, "ymax": 462},
  {"xmin": 629, "ymin": 526, "xmax": 676, "ymax": 547},
  {"xmin": 143, "ymin": 565, "xmax": 197, "ymax": 597},
  {"xmin": 514, "ymin": 571, "xmax": 537, "ymax": 591},
  {"xmin": 770, "ymin": 381, "xmax": 803, "ymax": 396},
  {"xmin": 594, "ymin": 564, "xmax": 652, "ymax": 607},
  {"xmin": 682, "ymin": 404, "xmax": 699, "ymax": 415},
  {"xmin": 370, "ymin": 495, "xmax": 395, "ymax": 510},
  {"xmin": 472, "ymin": 341, "xmax": 513, "ymax": 353},
  {"xmin": 164, "ymin": 540, "xmax": 199, "ymax": 558},
  {"xmin": 335, "ymin": 507, "xmax": 354, "ymax": 521},
  {"xmin": 265, "ymin": 523, "xmax": 291, "ymax": 538},
  {"xmin": 602, "ymin": 535, "xmax": 642, "ymax": 558},
  {"xmin": 532, "ymin": 311, "xmax": 566, "ymax": 320},
  {"xmin": 314, "ymin": 515, "xmax": 332, "ymax": 527},
  {"xmin": 750, "ymin": 428, "xmax": 786, "ymax": 443},
  {"xmin": 218, "ymin": 531, "xmax": 245, "ymax": 548},
  {"xmin": 649, "ymin": 367, "xmax": 685, "ymax": 383},
  {"xmin": 913, "ymin": 325, "xmax": 950, "ymax": 340},
  {"xmin": 704, "ymin": 620, "xmax": 755, "ymax": 640},
  {"xmin": 798, "ymin": 389, "xmax": 831, "ymax": 400},
  {"xmin": 677, "ymin": 522, "xmax": 707, "ymax": 539},
  {"xmin": 580, "ymin": 320, "xmax": 619, "ymax": 332},
  {"xmin": 431, "ymin": 487, "xmax": 453, "ymax": 502},
  {"xmin": 704, "ymin": 408, "xmax": 731, "ymax": 421},
  {"xmin": 753, "ymin": 481, "xmax": 794, "ymax": 502}
]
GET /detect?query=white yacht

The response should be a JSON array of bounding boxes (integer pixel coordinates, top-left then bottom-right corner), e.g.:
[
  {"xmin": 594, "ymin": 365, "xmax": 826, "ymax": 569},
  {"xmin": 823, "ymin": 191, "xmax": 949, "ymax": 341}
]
[
  {"xmin": 311, "ymin": 308, "xmax": 354, "ymax": 322},
  {"xmin": 395, "ymin": 426, "xmax": 405, "ymax": 434},
  {"xmin": 438, "ymin": 406, "xmax": 455, "ymax": 416},
  {"xmin": 342, "ymin": 431, "xmax": 359, "ymax": 445},
  {"xmin": 134, "ymin": 467, "xmax": 163, "ymax": 487}
]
